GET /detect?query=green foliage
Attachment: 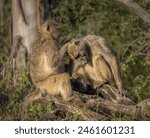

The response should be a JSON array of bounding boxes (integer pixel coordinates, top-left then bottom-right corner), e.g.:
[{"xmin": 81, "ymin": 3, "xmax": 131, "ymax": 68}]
[
  {"xmin": 0, "ymin": 68, "xmax": 33, "ymax": 120},
  {"xmin": 55, "ymin": 0, "xmax": 149, "ymax": 52},
  {"xmin": 121, "ymin": 29, "xmax": 150, "ymax": 102},
  {"xmin": 0, "ymin": 0, "xmax": 150, "ymax": 120},
  {"xmin": 27, "ymin": 101, "xmax": 53, "ymax": 120},
  {"xmin": 0, "ymin": 0, "xmax": 11, "ymax": 66},
  {"xmin": 130, "ymin": 75, "xmax": 150, "ymax": 102}
]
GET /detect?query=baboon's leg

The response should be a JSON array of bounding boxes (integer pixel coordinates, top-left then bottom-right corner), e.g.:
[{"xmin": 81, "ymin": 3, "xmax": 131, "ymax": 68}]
[
  {"xmin": 60, "ymin": 74, "xmax": 72, "ymax": 100},
  {"xmin": 39, "ymin": 73, "xmax": 72, "ymax": 100},
  {"xmin": 96, "ymin": 40, "xmax": 126, "ymax": 96},
  {"xmin": 105, "ymin": 55, "xmax": 125, "ymax": 95},
  {"xmin": 85, "ymin": 37, "xmax": 126, "ymax": 96},
  {"xmin": 93, "ymin": 55, "xmax": 112, "ymax": 81},
  {"xmin": 21, "ymin": 88, "xmax": 42, "ymax": 119},
  {"xmin": 61, "ymin": 83, "xmax": 72, "ymax": 100}
]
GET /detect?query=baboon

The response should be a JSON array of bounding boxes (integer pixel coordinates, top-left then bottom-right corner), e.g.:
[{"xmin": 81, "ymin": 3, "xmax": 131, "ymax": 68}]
[
  {"xmin": 60, "ymin": 35, "xmax": 126, "ymax": 96},
  {"xmin": 21, "ymin": 21, "xmax": 72, "ymax": 118}
]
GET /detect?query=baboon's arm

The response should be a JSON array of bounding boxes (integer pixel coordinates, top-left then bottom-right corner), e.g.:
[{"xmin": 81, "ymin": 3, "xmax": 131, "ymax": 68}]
[{"xmin": 59, "ymin": 43, "xmax": 70, "ymax": 59}]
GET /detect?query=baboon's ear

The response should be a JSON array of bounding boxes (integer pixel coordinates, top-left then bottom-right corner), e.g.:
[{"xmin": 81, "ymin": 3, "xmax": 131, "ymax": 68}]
[
  {"xmin": 46, "ymin": 24, "xmax": 51, "ymax": 32},
  {"xmin": 74, "ymin": 40, "xmax": 80, "ymax": 45}
]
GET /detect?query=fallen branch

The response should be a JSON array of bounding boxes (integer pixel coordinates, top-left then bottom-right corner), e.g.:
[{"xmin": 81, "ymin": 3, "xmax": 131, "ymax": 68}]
[
  {"xmin": 47, "ymin": 85, "xmax": 150, "ymax": 120},
  {"xmin": 86, "ymin": 98, "xmax": 140, "ymax": 117},
  {"xmin": 46, "ymin": 95, "xmax": 106, "ymax": 121},
  {"xmin": 22, "ymin": 84, "xmax": 150, "ymax": 120},
  {"xmin": 0, "ymin": 35, "xmax": 25, "ymax": 77}
]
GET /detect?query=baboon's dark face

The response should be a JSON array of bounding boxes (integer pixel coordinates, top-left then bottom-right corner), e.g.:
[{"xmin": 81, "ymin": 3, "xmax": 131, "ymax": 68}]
[
  {"xmin": 40, "ymin": 20, "xmax": 62, "ymax": 40},
  {"xmin": 75, "ymin": 46, "xmax": 89, "ymax": 65},
  {"xmin": 68, "ymin": 40, "xmax": 89, "ymax": 65}
]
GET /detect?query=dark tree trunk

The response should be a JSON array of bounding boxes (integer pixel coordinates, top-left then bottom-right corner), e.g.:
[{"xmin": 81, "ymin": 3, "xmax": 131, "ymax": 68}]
[{"xmin": 0, "ymin": 0, "xmax": 4, "ymax": 32}]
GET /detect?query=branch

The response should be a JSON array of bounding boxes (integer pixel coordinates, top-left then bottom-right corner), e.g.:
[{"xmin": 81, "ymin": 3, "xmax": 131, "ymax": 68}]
[
  {"xmin": 116, "ymin": 0, "xmax": 150, "ymax": 25},
  {"xmin": 0, "ymin": 35, "xmax": 23, "ymax": 77},
  {"xmin": 22, "ymin": 84, "xmax": 150, "ymax": 120},
  {"xmin": 87, "ymin": 98, "xmax": 150, "ymax": 118},
  {"xmin": 46, "ymin": 95, "xmax": 106, "ymax": 121}
]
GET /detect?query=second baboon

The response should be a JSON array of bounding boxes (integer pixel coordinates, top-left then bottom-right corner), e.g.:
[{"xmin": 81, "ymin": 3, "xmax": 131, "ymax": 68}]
[
  {"xmin": 60, "ymin": 35, "xmax": 126, "ymax": 96},
  {"xmin": 21, "ymin": 21, "xmax": 72, "ymax": 118}
]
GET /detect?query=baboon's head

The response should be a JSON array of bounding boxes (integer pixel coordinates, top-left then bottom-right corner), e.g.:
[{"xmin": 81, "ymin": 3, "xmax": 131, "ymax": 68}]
[
  {"xmin": 39, "ymin": 20, "xmax": 61, "ymax": 40},
  {"xmin": 67, "ymin": 39, "xmax": 90, "ymax": 65}
]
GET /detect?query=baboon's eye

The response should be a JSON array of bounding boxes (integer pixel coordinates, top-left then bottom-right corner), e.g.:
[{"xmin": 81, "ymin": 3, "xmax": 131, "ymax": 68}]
[{"xmin": 46, "ymin": 24, "xmax": 50, "ymax": 32}]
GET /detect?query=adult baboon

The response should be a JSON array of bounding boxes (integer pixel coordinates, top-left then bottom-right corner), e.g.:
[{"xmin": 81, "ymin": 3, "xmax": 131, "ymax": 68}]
[
  {"xmin": 21, "ymin": 21, "xmax": 72, "ymax": 118},
  {"xmin": 60, "ymin": 35, "xmax": 126, "ymax": 96}
]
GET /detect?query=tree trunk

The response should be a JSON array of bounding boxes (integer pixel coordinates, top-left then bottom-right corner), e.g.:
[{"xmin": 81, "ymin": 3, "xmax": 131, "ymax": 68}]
[
  {"xmin": 11, "ymin": 0, "xmax": 41, "ymax": 69},
  {"xmin": 0, "ymin": 0, "xmax": 4, "ymax": 32}
]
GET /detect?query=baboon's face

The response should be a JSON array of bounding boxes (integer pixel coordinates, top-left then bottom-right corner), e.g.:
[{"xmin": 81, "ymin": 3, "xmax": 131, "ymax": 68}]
[
  {"xmin": 76, "ymin": 49, "xmax": 89, "ymax": 65},
  {"xmin": 68, "ymin": 40, "xmax": 89, "ymax": 65},
  {"xmin": 40, "ymin": 20, "xmax": 61, "ymax": 40}
]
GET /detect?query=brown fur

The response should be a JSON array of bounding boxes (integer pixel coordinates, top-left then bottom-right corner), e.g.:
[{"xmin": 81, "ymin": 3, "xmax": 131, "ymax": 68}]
[
  {"xmin": 21, "ymin": 21, "xmax": 72, "ymax": 119},
  {"xmin": 61, "ymin": 35, "xmax": 126, "ymax": 96}
]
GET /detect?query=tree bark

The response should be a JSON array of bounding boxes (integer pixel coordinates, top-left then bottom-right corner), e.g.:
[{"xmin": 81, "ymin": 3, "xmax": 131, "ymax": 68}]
[
  {"xmin": 11, "ymin": 0, "xmax": 41, "ymax": 69},
  {"xmin": 116, "ymin": 0, "xmax": 150, "ymax": 25},
  {"xmin": 0, "ymin": 0, "xmax": 4, "ymax": 32},
  {"xmin": 34, "ymin": 84, "xmax": 150, "ymax": 121}
]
